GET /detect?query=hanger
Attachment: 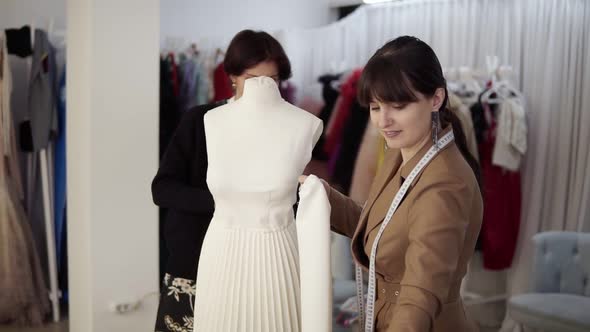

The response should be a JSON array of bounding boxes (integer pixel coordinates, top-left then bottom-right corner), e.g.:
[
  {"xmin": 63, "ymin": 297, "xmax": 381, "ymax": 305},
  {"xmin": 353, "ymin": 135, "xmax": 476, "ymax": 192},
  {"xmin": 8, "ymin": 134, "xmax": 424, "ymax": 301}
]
[
  {"xmin": 481, "ymin": 61, "xmax": 523, "ymax": 104},
  {"xmin": 481, "ymin": 56, "xmax": 502, "ymax": 104},
  {"xmin": 189, "ymin": 43, "xmax": 199, "ymax": 57},
  {"xmin": 459, "ymin": 66, "xmax": 482, "ymax": 94},
  {"xmin": 446, "ymin": 66, "xmax": 480, "ymax": 105}
]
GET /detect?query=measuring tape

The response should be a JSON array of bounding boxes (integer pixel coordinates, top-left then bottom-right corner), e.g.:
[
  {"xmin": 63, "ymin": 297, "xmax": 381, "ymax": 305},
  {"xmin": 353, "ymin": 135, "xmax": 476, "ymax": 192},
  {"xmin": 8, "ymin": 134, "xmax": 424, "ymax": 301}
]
[{"xmin": 356, "ymin": 130, "xmax": 455, "ymax": 331}]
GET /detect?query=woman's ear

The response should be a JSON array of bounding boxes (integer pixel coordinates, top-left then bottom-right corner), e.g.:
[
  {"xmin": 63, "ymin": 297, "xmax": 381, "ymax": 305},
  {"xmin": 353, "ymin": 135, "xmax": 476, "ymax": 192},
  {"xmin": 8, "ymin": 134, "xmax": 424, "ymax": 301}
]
[{"xmin": 432, "ymin": 88, "xmax": 446, "ymax": 110}]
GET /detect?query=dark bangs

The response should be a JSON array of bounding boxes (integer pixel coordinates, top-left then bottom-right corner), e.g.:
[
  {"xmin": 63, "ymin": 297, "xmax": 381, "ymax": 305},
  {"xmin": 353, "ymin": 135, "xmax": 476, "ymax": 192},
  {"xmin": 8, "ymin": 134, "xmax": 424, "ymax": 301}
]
[{"xmin": 357, "ymin": 56, "xmax": 419, "ymax": 107}]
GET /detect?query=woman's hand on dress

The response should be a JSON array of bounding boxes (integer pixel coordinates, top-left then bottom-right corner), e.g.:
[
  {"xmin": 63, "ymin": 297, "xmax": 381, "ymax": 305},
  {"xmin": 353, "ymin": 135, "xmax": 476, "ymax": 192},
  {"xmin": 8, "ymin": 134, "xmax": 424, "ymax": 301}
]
[
  {"xmin": 298, "ymin": 175, "xmax": 308, "ymax": 184},
  {"xmin": 298, "ymin": 175, "xmax": 330, "ymax": 193}
]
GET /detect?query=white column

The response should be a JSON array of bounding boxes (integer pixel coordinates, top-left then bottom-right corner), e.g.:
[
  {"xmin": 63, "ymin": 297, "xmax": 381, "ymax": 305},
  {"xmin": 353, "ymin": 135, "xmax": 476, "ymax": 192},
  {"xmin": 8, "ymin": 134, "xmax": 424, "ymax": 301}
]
[{"xmin": 67, "ymin": 1, "xmax": 160, "ymax": 331}]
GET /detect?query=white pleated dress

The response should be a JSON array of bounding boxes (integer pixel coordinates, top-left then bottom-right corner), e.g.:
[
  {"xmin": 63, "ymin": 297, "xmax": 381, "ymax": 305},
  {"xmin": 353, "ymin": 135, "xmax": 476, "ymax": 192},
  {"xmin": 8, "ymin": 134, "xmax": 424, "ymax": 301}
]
[{"xmin": 193, "ymin": 77, "xmax": 323, "ymax": 332}]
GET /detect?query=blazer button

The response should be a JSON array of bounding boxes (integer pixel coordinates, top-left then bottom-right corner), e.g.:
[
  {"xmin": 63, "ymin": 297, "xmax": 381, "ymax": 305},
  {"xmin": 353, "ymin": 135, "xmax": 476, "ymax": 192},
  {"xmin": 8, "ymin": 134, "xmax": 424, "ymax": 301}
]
[
  {"xmin": 394, "ymin": 291, "xmax": 400, "ymax": 296},
  {"xmin": 381, "ymin": 288, "xmax": 386, "ymax": 294}
]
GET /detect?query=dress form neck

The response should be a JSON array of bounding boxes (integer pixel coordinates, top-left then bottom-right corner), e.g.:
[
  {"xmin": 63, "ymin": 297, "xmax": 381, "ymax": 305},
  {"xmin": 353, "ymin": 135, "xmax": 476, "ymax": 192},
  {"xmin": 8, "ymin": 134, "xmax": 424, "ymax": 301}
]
[{"xmin": 240, "ymin": 76, "xmax": 283, "ymax": 106}]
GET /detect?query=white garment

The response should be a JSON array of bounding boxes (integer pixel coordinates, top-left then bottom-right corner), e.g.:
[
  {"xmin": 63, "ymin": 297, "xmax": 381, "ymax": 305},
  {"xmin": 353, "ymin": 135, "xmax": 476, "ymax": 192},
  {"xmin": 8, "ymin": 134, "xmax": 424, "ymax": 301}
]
[
  {"xmin": 194, "ymin": 77, "xmax": 323, "ymax": 332},
  {"xmin": 449, "ymin": 92, "xmax": 480, "ymax": 162},
  {"xmin": 296, "ymin": 175, "xmax": 332, "ymax": 332},
  {"xmin": 492, "ymin": 98, "xmax": 527, "ymax": 171}
]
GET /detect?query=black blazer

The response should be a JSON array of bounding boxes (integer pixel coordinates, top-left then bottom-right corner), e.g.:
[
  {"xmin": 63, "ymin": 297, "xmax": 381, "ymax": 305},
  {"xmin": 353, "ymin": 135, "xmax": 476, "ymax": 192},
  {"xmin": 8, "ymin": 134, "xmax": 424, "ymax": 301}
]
[{"xmin": 152, "ymin": 101, "xmax": 226, "ymax": 279}]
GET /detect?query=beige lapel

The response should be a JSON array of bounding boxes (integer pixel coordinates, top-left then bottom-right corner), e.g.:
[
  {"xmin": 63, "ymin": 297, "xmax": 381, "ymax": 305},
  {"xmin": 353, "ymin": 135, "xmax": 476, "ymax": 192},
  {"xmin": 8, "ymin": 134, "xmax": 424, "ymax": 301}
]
[{"xmin": 350, "ymin": 149, "xmax": 402, "ymax": 265}]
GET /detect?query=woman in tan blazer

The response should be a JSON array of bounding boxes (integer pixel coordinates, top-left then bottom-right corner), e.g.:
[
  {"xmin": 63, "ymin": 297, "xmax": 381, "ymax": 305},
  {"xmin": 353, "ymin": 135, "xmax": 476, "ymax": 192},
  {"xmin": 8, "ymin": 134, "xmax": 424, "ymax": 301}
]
[{"xmin": 301, "ymin": 36, "xmax": 483, "ymax": 331}]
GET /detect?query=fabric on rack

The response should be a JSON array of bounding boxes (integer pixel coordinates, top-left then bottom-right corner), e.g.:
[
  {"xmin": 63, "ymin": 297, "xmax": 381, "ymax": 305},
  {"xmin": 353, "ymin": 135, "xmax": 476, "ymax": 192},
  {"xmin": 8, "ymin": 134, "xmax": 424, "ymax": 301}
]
[
  {"xmin": 178, "ymin": 58, "xmax": 197, "ymax": 112},
  {"xmin": 332, "ymin": 100, "xmax": 369, "ymax": 194},
  {"xmin": 0, "ymin": 32, "xmax": 50, "ymax": 325},
  {"xmin": 312, "ymin": 74, "xmax": 341, "ymax": 160},
  {"xmin": 17, "ymin": 29, "xmax": 61, "ymax": 281},
  {"xmin": 195, "ymin": 60, "xmax": 210, "ymax": 107},
  {"xmin": 317, "ymin": 74, "xmax": 341, "ymax": 125},
  {"xmin": 20, "ymin": 28, "xmax": 57, "ymax": 152},
  {"xmin": 449, "ymin": 92, "xmax": 479, "ymax": 162},
  {"xmin": 204, "ymin": 55, "xmax": 220, "ymax": 103},
  {"xmin": 323, "ymin": 69, "xmax": 362, "ymax": 157},
  {"xmin": 5, "ymin": 26, "xmax": 33, "ymax": 58},
  {"xmin": 212, "ymin": 63, "xmax": 233, "ymax": 102},
  {"xmin": 1, "ymin": 33, "xmax": 13, "ymax": 162},
  {"xmin": 280, "ymin": 81, "xmax": 296, "ymax": 104},
  {"xmin": 470, "ymin": 92, "xmax": 490, "ymax": 146},
  {"xmin": 479, "ymin": 102, "xmax": 521, "ymax": 270},
  {"xmin": 1, "ymin": 33, "xmax": 25, "ymax": 200},
  {"xmin": 176, "ymin": 55, "xmax": 211, "ymax": 110},
  {"xmin": 167, "ymin": 53, "xmax": 180, "ymax": 98},
  {"xmin": 159, "ymin": 57, "xmax": 181, "ymax": 159},
  {"xmin": 469, "ymin": 95, "xmax": 488, "ymax": 252},
  {"xmin": 54, "ymin": 69, "xmax": 66, "ymax": 270},
  {"xmin": 492, "ymin": 98, "xmax": 527, "ymax": 171},
  {"xmin": 27, "ymin": 29, "xmax": 58, "ymax": 151},
  {"xmin": 197, "ymin": 65, "xmax": 211, "ymax": 106},
  {"xmin": 0, "ymin": 186, "xmax": 51, "ymax": 325},
  {"xmin": 471, "ymin": 96, "xmax": 488, "ymax": 252}
]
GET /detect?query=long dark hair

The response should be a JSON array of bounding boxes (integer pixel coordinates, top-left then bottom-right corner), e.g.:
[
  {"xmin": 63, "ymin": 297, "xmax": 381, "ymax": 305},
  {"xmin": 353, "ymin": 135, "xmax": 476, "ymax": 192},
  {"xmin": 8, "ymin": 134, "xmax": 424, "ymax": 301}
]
[{"xmin": 358, "ymin": 36, "xmax": 481, "ymax": 187}]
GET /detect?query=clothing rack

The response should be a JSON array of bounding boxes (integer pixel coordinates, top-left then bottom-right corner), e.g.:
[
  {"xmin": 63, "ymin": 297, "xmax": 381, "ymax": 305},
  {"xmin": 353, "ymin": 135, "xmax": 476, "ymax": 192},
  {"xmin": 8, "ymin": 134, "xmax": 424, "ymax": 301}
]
[
  {"xmin": 6, "ymin": 20, "xmax": 65, "ymax": 322},
  {"xmin": 451, "ymin": 57, "xmax": 521, "ymax": 308}
]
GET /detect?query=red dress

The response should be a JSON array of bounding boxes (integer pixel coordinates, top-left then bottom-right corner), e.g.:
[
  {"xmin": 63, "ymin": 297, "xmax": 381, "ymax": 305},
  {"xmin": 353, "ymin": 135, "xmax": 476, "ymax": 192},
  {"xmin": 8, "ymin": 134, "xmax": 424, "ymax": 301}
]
[
  {"xmin": 479, "ymin": 103, "xmax": 522, "ymax": 270},
  {"xmin": 323, "ymin": 69, "xmax": 363, "ymax": 156},
  {"xmin": 212, "ymin": 63, "xmax": 233, "ymax": 102}
]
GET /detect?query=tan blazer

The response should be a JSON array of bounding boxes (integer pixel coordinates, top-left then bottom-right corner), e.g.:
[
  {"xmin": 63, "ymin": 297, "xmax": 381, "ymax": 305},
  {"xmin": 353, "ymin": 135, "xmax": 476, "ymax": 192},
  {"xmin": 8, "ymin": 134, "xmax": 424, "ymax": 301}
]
[{"xmin": 328, "ymin": 128, "xmax": 483, "ymax": 332}]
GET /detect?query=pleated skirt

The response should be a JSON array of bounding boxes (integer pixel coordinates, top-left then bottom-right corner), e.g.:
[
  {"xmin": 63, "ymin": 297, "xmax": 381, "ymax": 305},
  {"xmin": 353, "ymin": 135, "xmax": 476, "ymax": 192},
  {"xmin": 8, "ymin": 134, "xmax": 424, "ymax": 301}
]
[{"xmin": 193, "ymin": 221, "xmax": 301, "ymax": 332}]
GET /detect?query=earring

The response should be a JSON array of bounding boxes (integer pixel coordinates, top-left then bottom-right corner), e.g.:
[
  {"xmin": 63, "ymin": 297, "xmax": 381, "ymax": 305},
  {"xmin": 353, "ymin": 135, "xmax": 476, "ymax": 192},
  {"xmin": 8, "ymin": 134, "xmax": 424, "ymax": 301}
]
[
  {"xmin": 231, "ymin": 81, "xmax": 236, "ymax": 89},
  {"xmin": 431, "ymin": 111, "xmax": 440, "ymax": 148}
]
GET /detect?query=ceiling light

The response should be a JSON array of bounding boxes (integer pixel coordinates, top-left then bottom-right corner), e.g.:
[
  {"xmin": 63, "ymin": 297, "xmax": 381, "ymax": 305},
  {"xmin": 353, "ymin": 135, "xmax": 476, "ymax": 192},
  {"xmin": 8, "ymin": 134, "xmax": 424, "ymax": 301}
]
[{"xmin": 363, "ymin": 0, "xmax": 395, "ymax": 4}]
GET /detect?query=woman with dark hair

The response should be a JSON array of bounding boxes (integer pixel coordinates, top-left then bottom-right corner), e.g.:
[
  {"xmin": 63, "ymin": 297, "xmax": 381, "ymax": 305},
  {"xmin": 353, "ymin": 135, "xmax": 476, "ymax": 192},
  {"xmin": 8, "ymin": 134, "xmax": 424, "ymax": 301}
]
[
  {"xmin": 301, "ymin": 36, "xmax": 482, "ymax": 331},
  {"xmin": 151, "ymin": 29, "xmax": 292, "ymax": 332}
]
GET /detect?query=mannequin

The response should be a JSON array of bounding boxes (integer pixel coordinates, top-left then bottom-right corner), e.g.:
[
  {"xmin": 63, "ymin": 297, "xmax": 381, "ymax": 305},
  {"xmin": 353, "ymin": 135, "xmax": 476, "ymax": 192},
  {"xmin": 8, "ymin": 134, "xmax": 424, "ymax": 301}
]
[{"xmin": 193, "ymin": 76, "xmax": 329, "ymax": 332}]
